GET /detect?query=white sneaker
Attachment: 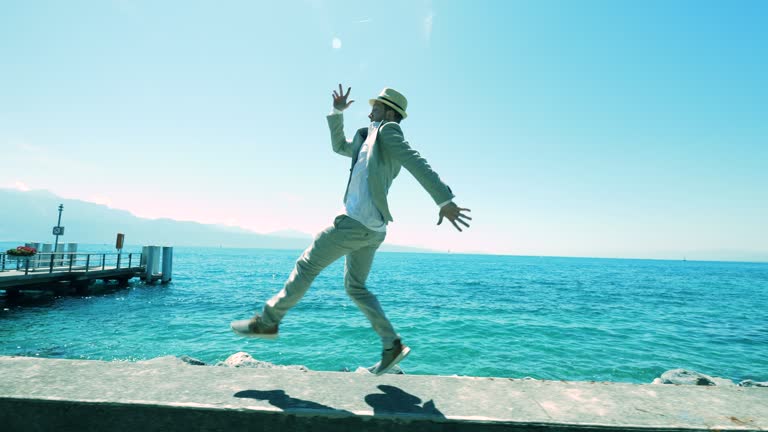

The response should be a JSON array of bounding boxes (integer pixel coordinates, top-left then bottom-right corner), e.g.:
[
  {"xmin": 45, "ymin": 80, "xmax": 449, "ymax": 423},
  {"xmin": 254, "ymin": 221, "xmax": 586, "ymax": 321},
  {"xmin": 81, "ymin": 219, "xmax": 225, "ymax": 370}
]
[
  {"xmin": 230, "ymin": 314, "xmax": 279, "ymax": 339},
  {"xmin": 374, "ymin": 339, "xmax": 410, "ymax": 376}
]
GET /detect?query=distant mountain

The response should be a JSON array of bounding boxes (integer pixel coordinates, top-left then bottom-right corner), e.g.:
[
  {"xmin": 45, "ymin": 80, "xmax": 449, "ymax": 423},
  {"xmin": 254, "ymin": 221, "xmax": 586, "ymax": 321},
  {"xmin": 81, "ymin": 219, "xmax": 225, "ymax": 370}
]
[
  {"xmin": 265, "ymin": 229, "xmax": 312, "ymax": 239},
  {"xmin": 0, "ymin": 188, "xmax": 432, "ymax": 253}
]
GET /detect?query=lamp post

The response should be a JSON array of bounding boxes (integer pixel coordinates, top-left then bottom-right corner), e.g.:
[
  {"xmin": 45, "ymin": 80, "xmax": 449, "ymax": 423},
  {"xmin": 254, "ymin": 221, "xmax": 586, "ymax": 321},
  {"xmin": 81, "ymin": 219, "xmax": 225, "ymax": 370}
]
[{"xmin": 53, "ymin": 204, "xmax": 64, "ymax": 252}]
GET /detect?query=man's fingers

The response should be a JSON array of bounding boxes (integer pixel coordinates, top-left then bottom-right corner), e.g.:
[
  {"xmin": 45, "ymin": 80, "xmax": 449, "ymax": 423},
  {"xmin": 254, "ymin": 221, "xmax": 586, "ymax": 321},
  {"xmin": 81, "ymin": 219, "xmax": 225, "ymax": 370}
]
[
  {"xmin": 437, "ymin": 214, "xmax": 444, "ymax": 225},
  {"xmin": 338, "ymin": 83, "xmax": 343, "ymax": 95},
  {"xmin": 449, "ymin": 214, "xmax": 470, "ymax": 228},
  {"xmin": 345, "ymin": 86, "xmax": 352, "ymax": 98},
  {"xmin": 450, "ymin": 220, "xmax": 463, "ymax": 232},
  {"xmin": 458, "ymin": 213, "xmax": 472, "ymax": 221}
]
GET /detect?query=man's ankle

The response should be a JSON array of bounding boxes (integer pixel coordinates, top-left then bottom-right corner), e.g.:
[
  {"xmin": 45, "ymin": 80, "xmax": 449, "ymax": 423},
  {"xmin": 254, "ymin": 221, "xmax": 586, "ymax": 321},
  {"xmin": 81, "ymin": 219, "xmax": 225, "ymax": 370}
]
[{"xmin": 383, "ymin": 338, "xmax": 401, "ymax": 350}]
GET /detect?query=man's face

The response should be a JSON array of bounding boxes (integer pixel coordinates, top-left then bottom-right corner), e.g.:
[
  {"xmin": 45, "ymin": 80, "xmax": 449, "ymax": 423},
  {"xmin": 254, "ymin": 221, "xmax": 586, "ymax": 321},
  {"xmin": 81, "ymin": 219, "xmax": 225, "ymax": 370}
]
[{"xmin": 368, "ymin": 102, "xmax": 391, "ymax": 123}]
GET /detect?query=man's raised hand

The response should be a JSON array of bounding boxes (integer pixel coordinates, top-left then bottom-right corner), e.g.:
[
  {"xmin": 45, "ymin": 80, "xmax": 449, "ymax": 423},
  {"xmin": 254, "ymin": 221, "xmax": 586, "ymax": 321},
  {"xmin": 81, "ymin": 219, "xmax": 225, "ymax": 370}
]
[
  {"xmin": 332, "ymin": 84, "xmax": 354, "ymax": 111},
  {"xmin": 437, "ymin": 202, "xmax": 472, "ymax": 232}
]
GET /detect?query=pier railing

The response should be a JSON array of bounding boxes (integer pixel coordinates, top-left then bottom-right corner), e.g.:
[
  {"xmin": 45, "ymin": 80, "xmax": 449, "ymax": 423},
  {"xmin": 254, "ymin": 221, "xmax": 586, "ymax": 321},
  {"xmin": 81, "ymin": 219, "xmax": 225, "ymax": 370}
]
[{"xmin": 0, "ymin": 252, "xmax": 144, "ymax": 276}]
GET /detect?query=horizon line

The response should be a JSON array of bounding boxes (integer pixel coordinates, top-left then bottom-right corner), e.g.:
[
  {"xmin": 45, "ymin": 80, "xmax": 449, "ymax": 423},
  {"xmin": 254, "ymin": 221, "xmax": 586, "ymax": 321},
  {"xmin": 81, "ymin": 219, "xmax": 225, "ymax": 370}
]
[{"xmin": 2, "ymin": 240, "xmax": 767, "ymax": 265}]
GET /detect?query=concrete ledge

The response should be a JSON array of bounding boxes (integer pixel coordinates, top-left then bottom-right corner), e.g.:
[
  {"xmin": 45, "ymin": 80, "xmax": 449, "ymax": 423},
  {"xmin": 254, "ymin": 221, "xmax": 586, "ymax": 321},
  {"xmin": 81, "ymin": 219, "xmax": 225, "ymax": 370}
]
[{"xmin": 0, "ymin": 356, "xmax": 765, "ymax": 431}]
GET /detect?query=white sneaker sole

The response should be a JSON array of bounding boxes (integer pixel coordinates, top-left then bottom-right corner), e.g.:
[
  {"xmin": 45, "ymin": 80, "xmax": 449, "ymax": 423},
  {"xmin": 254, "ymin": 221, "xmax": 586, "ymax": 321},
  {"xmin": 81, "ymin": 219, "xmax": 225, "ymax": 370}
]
[{"xmin": 375, "ymin": 346, "xmax": 411, "ymax": 376}]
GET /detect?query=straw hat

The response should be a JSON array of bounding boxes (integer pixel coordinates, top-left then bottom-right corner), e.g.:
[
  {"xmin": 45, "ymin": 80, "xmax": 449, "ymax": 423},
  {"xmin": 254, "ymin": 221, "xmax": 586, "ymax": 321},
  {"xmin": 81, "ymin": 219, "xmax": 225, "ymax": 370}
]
[{"xmin": 369, "ymin": 88, "xmax": 408, "ymax": 119}]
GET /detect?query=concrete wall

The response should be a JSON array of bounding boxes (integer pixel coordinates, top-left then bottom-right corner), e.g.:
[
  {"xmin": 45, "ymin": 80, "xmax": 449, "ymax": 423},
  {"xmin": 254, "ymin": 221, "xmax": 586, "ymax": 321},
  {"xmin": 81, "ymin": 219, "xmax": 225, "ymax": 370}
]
[{"xmin": 0, "ymin": 356, "xmax": 766, "ymax": 431}]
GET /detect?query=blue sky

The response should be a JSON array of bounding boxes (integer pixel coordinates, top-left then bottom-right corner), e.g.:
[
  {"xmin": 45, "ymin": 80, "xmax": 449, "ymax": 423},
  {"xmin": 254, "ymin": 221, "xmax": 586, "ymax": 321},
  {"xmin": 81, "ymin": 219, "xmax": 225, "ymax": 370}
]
[{"xmin": 1, "ymin": 0, "xmax": 766, "ymax": 260}]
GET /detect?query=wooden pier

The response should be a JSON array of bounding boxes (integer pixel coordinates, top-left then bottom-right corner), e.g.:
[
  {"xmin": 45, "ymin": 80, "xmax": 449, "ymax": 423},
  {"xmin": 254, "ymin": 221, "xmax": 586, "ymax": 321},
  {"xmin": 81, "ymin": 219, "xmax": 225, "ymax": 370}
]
[{"xmin": 0, "ymin": 248, "xmax": 171, "ymax": 297}]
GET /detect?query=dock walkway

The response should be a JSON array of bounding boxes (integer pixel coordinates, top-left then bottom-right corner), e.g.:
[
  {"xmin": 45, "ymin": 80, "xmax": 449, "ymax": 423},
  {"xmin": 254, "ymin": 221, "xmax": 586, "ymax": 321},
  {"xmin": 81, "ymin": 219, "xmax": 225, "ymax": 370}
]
[{"xmin": 0, "ymin": 251, "xmax": 159, "ymax": 293}]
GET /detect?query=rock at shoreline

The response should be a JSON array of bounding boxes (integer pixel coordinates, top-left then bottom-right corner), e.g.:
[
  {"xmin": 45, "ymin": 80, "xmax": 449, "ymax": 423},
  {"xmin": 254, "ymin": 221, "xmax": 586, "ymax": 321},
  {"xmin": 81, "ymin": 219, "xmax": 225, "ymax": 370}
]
[
  {"xmin": 655, "ymin": 369, "xmax": 735, "ymax": 386},
  {"xmin": 138, "ymin": 356, "xmax": 206, "ymax": 367},
  {"xmin": 179, "ymin": 355, "xmax": 207, "ymax": 366},
  {"xmin": 136, "ymin": 356, "xmax": 205, "ymax": 366},
  {"xmin": 738, "ymin": 380, "xmax": 768, "ymax": 387},
  {"xmin": 219, "ymin": 352, "xmax": 309, "ymax": 372}
]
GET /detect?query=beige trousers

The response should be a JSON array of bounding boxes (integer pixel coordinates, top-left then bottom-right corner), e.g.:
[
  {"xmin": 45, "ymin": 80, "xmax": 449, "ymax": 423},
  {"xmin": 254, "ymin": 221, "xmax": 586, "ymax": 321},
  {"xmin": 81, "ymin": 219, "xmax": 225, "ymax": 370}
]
[{"xmin": 262, "ymin": 215, "xmax": 398, "ymax": 348}]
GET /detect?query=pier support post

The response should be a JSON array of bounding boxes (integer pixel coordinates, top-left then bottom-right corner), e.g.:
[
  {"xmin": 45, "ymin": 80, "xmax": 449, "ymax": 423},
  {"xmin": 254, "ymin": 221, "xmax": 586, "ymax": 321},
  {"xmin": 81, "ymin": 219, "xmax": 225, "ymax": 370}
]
[
  {"xmin": 72, "ymin": 279, "xmax": 92, "ymax": 295},
  {"xmin": 144, "ymin": 246, "xmax": 162, "ymax": 283},
  {"xmin": 144, "ymin": 247, "xmax": 156, "ymax": 283},
  {"xmin": 161, "ymin": 247, "xmax": 173, "ymax": 284},
  {"xmin": 151, "ymin": 246, "xmax": 161, "ymax": 279}
]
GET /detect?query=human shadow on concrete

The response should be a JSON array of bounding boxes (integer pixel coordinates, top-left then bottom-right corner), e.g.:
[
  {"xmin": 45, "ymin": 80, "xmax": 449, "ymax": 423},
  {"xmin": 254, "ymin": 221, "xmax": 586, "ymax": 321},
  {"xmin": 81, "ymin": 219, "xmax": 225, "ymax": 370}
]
[
  {"xmin": 364, "ymin": 385, "xmax": 445, "ymax": 418},
  {"xmin": 234, "ymin": 390, "xmax": 352, "ymax": 415}
]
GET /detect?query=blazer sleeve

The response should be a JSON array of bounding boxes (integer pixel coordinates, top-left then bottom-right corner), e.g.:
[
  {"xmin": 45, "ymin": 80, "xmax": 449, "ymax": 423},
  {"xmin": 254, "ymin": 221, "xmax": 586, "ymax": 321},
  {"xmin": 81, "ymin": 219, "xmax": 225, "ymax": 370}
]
[
  {"xmin": 378, "ymin": 123, "xmax": 455, "ymax": 205},
  {"xmin": 326, "ymin": 113, "xmax": 354, "ymax": 158}
]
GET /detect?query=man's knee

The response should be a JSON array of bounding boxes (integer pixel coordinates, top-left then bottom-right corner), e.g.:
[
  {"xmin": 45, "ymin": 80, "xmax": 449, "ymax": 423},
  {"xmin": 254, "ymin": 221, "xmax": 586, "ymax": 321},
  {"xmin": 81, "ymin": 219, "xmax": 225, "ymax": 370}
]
[
  {"xmin": 344, "ymin": 274, "xmax": 365, "ymax": 295},
  {"xmin": 344, "ymin": 275, "xmax": 365, "ymax": 295},
  {"xmin": 296, "ymin": 255, "xmax": 323, "ymax": 278}
]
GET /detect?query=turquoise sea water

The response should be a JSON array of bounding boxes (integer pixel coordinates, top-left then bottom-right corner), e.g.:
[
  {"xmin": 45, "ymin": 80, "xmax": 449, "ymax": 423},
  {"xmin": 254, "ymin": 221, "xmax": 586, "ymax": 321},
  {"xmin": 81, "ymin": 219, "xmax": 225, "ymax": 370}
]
[{"xmin": 1, "ymin": 243, "xmax": 767, "ymax": 383}]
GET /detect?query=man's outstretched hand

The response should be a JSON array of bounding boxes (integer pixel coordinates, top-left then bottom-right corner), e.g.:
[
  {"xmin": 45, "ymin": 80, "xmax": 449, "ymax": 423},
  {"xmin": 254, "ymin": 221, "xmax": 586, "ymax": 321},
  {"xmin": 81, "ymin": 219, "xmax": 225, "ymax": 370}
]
[
  {"xmin": 332, "ymin": 83, "xmax": 354, "ymax": 111},
  {"xmin": 438, "ymin": 202, "xmax": 472, "ymax": 232}
]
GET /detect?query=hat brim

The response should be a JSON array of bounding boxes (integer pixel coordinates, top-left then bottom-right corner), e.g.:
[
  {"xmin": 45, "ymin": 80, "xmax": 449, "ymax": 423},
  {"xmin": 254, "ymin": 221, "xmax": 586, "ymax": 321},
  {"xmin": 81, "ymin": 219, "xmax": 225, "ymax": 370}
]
[{"xmin": 369, "ymin": 98, "xmax": 407, "ymax": 119}]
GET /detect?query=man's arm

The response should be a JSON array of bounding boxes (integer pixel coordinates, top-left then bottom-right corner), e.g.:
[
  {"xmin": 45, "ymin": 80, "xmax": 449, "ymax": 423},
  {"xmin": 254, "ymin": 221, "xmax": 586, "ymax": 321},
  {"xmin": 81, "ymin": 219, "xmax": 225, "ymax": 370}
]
[
  {"xmin": 327, "ymin": 111, "xmax": 354, "ymax": 157},
  {"xmin": 379, "ymin": 123, "xmax": 472, "ymax": 232},
  {"xmin": 328, "ymin": 84, "xmax": 356, "ymax": 157},
  {"xmin": 379, "ymin": 123, "xmax": 453, "ymax": 203}
]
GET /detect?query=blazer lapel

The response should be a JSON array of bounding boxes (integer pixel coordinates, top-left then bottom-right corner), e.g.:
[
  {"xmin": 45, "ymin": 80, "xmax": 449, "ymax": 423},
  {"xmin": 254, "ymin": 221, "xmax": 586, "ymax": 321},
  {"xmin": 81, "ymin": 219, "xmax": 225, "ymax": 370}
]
[{"xmin": 343, "ymin": 127, "xmax": 371, "ymax": 204}]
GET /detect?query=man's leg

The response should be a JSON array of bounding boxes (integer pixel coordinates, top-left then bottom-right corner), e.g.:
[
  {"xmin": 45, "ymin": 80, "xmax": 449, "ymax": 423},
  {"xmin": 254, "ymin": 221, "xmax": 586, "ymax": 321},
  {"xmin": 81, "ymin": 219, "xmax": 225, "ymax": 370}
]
[
  {"xmin": 261, "ymin": 216, "xmax": 368, "ymax": 326},
  {"xmin": 344, "ymin": 237, "xmax": 399, "ymax": 349}
]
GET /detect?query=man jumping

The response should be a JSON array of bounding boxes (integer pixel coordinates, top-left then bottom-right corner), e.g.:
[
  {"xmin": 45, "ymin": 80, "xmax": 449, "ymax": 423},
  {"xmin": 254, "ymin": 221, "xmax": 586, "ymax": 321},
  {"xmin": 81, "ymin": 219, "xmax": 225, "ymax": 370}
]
[{"xmin": 231, "ymin": 84, "xmax": 471, "ymax": 375}]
